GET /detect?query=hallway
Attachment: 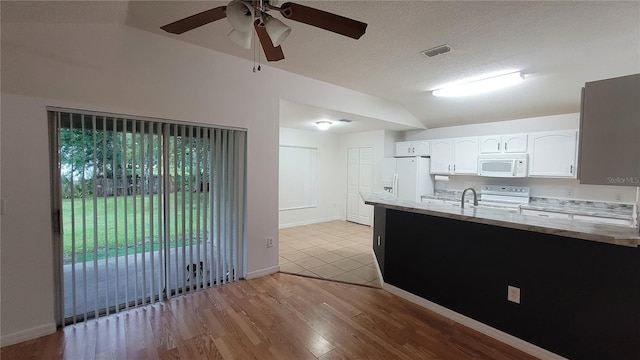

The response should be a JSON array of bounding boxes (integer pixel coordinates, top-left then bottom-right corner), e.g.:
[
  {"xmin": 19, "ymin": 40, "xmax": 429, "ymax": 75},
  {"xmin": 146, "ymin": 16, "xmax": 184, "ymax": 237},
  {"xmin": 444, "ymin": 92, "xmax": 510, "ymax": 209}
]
[{"xmin": 278, "ymin": 221, "xmax": 380, "ymax": 287}]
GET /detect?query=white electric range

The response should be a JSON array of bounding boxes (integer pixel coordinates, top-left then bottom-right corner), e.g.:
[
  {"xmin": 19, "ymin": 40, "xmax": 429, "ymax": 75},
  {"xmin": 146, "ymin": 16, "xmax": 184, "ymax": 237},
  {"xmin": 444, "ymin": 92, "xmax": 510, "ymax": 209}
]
[{"xmin": 479, "ymin": 184, "xmax": 530, "ymax": 210}]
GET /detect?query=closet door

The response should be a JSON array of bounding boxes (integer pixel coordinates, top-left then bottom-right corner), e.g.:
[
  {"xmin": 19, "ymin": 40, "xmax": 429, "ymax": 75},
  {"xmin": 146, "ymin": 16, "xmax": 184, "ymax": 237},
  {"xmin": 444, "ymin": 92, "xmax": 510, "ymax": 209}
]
[{"xmin": 346, "ymin": 147, "xmax": 373, "ymax": 226}]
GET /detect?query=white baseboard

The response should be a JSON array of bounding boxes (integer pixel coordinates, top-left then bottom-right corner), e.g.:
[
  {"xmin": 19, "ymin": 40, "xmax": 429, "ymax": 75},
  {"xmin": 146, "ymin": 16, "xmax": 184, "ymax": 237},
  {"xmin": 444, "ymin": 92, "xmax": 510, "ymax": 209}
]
[
  {"xmin": 383, "ymin": 284, "xmax": 567, "ymax": 360},
  {"xmin": 1, "ymin": 322, "xmax": 57, "ymax": 347},
  {"xmin": 245, "ymin": 265, "xmax": 280, "ymax": 280},
  {"xmin": 278, "ymin": 216, "xmax": 340, "ymax": 229}
]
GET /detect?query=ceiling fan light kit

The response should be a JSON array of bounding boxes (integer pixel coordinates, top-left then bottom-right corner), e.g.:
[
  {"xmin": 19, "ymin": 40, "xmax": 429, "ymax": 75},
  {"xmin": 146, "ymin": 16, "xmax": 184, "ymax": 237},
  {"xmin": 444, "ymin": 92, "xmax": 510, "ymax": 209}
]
[
  {"xmin": 264, "ymin": 14, "xmax": 291, "ymax": 47},
  {"xmin": 432, "ymin": 71, "xmax": 525, "ymax": 97},
  {"xmin": 228, "ymin": 28, "xmax": 253, "ymax": 49},
  {"xmin": 226, "ymin": 0, "xmax": 255, "ymax": 32},
  {"xmin": 160, "ymin": 0, "xmax": 367, "ymax": 62}
]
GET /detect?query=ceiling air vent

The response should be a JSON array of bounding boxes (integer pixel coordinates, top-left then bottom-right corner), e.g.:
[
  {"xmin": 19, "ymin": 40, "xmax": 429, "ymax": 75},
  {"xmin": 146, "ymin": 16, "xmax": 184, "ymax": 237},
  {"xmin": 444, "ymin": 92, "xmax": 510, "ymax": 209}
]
[{"xmin": 421, "ymin": 44, "xmax": 451, "ymax": 58}]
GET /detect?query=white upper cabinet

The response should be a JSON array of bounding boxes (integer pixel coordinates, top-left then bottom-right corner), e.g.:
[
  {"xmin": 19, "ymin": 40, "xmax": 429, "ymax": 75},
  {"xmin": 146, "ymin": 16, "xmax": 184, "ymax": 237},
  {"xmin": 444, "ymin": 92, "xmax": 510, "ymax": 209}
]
[
  {"xmin": 430, "ymin": 137, "xmax": 478, "ymax": 174},
  {"xmin": 453, "ymin": 137, "xmax": 479, "ymax": 174},
  {"xmin": 395, "ymin": 140, "xmax": 430, "ymax": 157},
  {"xmin": 430, "ymin": 139, "xmax": 453, "ymax": 174},
  {"xmin": 479, "ymin": 134, "xmax": 527, "ymax": 154},
  {"xmin": 528, "ymin": 130, "xmax": 578, "ymax": 178}
]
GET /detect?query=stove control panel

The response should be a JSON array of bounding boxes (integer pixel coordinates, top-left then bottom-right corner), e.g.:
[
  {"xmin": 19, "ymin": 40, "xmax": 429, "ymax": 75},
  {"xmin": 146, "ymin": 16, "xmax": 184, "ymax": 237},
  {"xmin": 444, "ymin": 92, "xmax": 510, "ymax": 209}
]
[{"xmin": 481, "ymin": 185, "xmax": 530, "ymax": 198}]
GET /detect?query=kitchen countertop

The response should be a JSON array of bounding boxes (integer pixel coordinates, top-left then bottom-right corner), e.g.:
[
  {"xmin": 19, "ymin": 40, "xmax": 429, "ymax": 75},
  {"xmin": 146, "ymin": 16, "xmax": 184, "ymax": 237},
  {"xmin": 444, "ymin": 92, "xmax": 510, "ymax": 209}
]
[
  {"xmin": 362, "ymin": 191, "xmax": 640, "ymax": 248},
  {"xmin": 521, "ymin": 197, "xmax": 635, "ymax": 220},
  {"xmin": 422, "ymin": 191, "xmax": 636, "ymax": 221}
]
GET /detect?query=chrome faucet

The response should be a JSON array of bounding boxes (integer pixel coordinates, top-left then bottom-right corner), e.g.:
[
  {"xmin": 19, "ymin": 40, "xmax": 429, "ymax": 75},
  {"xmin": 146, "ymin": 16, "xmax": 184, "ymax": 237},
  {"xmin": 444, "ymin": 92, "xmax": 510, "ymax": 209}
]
[{"xmin": 461, "ymin": 187, "xmax": 478, "ymax": 208}]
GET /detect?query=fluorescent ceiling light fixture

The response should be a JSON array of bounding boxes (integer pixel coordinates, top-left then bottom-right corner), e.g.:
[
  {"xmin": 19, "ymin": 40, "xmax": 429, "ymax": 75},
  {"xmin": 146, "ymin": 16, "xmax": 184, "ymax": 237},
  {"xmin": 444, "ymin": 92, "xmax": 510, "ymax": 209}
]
[
  {"xmin": 432, "ymin": 71, "xmax": 525, "ymax": 97},
  {"xmin": 315, "ymin": 121, "xmax": 332, "ymax": 130}
]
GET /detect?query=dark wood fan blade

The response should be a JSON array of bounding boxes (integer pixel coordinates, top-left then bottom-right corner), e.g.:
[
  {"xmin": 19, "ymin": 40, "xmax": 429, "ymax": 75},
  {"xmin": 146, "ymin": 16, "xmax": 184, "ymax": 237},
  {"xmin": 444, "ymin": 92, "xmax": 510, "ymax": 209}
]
[
  {"xmin": 279, "ymin": 2, "xmax": 367, "ymax": 39},
  {"xmin": 254, "ymin": 23, "xmax": 285, "ymax": 62},
  {"xmin": 161, "ymin": 6, "xmax": 227, "ymax": 34}
]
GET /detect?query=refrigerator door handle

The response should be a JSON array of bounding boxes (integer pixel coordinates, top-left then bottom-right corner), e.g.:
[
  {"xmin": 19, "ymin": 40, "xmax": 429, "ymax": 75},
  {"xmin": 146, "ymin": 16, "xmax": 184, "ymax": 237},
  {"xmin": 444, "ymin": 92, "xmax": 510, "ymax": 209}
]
[{"xmin": 393, "ymin": 174, "xmax": 398, "ymax": 197}]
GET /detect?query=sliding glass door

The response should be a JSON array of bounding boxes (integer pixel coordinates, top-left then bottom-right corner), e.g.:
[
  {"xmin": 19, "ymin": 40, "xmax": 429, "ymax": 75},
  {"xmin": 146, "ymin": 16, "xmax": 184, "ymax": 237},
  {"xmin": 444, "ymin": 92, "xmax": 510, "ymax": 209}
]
[{"xmin": 49, "ymin": 108, "xmax": 246, "ymax": 325}]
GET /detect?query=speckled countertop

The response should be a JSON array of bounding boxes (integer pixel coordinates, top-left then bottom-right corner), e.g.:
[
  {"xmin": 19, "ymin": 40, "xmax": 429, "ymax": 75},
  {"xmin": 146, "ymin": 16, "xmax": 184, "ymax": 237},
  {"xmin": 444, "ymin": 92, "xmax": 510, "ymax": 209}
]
[
  {"xmin": 363, "ymin": 191, "xmax": 640, "ymax": 248},
  {"xmin": 422, "ymin": 190, "xmax": 636, "ymax": 220},
  {"xmin": 521, "ymin": 197, "xmax": 635, "ymax": 220}
]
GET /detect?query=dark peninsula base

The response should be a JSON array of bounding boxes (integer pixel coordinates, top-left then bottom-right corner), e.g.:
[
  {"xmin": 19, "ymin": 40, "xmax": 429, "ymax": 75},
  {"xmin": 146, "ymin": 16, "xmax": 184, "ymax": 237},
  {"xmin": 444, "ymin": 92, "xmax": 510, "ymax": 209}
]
[{"xmin": 374, "ymin": 207, "xmax": 640, "ymax": 360}]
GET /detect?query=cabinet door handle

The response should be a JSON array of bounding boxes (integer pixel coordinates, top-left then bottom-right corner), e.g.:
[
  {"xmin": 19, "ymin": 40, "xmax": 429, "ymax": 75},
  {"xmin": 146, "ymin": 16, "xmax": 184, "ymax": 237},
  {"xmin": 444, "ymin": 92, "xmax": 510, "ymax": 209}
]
[
  {"xmin": 570, "ymin": 165, "xmax": 574, "ymax": 174},
  {"xmin": 498, "ymin": 143, "xmax": 501, "ymax": 151},
  {"xmin": 504, "ymin": 143, "xmax": 508, "ymax": 151},
  {"xmin": 448, "ymin": 165, "xmax": 451, "ymax": 172},
  {"xmin": 538, "ymin": 214, "xmax": 549, "ymax": 217},
  {"xmin": 453, "ymin": 164, "xmax": 456, "ymax": 171}
]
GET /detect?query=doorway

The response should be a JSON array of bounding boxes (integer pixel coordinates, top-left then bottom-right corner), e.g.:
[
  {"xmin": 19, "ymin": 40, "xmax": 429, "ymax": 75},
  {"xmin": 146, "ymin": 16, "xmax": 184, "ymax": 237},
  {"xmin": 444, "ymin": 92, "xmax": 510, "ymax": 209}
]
[{"xmin": 49, "ymin": 108, "xmax": 247, "ymax": 325}]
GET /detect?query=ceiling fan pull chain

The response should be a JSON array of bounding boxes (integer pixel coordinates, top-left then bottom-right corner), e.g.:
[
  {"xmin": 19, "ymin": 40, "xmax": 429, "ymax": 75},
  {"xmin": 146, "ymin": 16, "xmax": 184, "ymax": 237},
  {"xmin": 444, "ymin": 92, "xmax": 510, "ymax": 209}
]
[
  {"xmin": 252, "ymin": 27, "xmax": 257, "ymax": 73},
  {"xmin": 257, "ymin": 34, "xmax": 262, "ymax": 71}
]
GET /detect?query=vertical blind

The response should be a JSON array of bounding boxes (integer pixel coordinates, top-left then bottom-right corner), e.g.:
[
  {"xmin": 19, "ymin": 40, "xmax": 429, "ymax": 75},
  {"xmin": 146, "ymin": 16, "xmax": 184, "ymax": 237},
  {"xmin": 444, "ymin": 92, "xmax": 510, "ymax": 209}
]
[{"xmin": 49, "ymin": 108, "xmax": 247, "ymax": 325}]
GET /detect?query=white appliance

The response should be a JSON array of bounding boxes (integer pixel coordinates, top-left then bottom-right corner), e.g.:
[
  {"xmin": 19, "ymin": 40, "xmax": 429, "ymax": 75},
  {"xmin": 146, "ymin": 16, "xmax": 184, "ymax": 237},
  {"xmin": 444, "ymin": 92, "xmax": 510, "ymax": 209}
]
[
  {"xmin": 477, "ymin": 153, "xmax": 528, "ymax": 178},
  {"xmin": 479, "ymin": 184, "xmax": 530, "ymax": 208},
  {"xmin": 382, "ymin": 157, "xmax": 434, "ymax": 202}
]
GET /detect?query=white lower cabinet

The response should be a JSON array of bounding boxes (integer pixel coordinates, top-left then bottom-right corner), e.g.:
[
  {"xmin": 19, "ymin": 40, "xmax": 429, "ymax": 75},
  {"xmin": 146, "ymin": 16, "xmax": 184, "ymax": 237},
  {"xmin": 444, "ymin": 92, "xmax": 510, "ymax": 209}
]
[
  {"xmin": 521, "ymin": 209, "xmax": 634, "ymax": 226},
  {"xmin": 572, "ymin": 214, "xmax": 633, "ymax": 226}
]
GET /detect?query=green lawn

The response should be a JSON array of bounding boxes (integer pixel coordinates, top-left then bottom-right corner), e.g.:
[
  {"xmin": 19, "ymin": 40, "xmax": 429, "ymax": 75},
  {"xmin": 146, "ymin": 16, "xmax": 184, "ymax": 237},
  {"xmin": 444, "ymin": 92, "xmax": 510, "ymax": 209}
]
[{"xmin": 62, "ymin": 192, "xmax": 213, "ymax": 263}]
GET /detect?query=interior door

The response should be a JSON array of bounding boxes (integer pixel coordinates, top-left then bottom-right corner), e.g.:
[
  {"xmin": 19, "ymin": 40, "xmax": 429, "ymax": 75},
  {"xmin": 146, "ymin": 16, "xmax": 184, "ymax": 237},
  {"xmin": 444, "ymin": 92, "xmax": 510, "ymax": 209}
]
[
  {"xmin": 347, "ymin": 148, "xmax": 360, "ymax": 223},
  {"xmin": 346, "ymin": 147, "xmax": 373, "ymax": 226},
  {"xmin": 357, "ymin": 148, "xmax": 374, "ymax": 225}
]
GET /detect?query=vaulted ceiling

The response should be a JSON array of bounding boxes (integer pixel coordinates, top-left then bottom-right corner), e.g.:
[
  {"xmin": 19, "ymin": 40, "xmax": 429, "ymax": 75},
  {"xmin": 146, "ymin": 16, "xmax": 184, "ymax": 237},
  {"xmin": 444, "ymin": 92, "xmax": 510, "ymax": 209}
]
[{"xmin": 3, "ymin": 1, "xmax": 639, "ymax": 132}]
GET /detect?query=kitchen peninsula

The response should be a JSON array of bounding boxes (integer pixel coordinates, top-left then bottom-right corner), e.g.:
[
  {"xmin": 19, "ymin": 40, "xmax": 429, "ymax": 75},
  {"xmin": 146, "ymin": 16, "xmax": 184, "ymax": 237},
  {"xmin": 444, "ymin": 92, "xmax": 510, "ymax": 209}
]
[{"xmin": 363, "ymin": 191, "xmax": 639, "ymax": 360}]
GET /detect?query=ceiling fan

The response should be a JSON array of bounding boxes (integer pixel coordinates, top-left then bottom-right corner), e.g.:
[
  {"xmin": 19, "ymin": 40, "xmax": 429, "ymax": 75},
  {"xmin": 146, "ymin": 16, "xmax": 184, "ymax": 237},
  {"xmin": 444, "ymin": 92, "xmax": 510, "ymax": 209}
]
[{"xmin": 160, "ymin": 0, "xmax": 367, "ymax": 62}]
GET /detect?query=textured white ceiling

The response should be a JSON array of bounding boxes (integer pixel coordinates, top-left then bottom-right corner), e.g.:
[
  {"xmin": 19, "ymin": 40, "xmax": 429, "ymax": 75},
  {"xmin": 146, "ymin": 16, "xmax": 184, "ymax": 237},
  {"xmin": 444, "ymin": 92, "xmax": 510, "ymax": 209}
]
[{"xmin": 3, "ymin": 1, "xmax": 639, "ymax": 133}]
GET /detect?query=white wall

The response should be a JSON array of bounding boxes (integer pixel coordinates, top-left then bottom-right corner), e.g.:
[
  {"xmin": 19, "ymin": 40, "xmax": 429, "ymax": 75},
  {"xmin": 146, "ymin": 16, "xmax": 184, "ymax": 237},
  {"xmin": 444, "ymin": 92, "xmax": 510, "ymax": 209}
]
[
  {"xmin": 0, "ymin": 21, "xmax": 417, "ymax": 345},
  {"xmin": 279, "ymin": 128, "xmax": 341, "ymax": 228}
]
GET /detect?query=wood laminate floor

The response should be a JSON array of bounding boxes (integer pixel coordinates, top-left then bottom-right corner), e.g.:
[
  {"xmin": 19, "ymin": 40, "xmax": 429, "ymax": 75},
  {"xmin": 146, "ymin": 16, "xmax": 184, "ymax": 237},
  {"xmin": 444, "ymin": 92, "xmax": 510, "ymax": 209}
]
[
  {"xmin": 279, "ymin": 221, "xmax": 381, "ymax": 287},
  {"xmin": 1, "ymin": 273, "xmax": 538, "ymax": 359}
]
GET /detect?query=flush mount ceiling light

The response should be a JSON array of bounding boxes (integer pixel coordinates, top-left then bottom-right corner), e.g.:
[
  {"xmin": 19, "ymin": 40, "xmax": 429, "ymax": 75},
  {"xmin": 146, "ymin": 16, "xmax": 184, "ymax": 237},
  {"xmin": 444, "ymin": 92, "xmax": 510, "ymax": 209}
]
[
  {"xmin": 432, "ymin": 71, "xmax": 525, "ymax": 97},
  {"xmin": 315, "ymin": 121, "xmax": 332, "ymax": 130}
]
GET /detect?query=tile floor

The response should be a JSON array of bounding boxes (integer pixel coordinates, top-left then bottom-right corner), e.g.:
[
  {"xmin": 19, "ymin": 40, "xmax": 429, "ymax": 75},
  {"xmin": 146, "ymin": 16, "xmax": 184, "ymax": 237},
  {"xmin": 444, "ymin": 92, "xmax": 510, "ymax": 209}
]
[{"xmin": 279, "ymin": 220, "xmax": 381, "ymax": 288}]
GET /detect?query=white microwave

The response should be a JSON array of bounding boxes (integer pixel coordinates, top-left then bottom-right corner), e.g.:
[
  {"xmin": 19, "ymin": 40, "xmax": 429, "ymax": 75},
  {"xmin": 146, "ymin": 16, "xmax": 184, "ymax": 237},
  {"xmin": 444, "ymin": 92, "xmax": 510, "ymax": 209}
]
[{"xmin": 477, "ymin": 154, "xmax": 528, "ymax": 178}]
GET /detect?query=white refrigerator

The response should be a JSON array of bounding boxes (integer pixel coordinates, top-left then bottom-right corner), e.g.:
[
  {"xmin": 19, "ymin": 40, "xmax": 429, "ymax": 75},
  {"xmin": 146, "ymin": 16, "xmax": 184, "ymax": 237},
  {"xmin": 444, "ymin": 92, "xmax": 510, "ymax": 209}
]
[{"xmin": 382, "ymin": 157, "xmax": 434, "ymax": 202}]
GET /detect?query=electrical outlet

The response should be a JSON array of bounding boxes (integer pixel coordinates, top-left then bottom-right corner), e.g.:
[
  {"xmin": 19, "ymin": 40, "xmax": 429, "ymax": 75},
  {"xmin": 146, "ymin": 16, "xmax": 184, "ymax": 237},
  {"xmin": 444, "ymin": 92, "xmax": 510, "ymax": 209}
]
[
  {"xmin": 266, "ymin": 237, "xmax": 274, "ymax": 248},
  {"xmin": 615, "ymin": 193, "xmax": 623, "ymax": 201},
  {"xmin": 566, "ymin": 188, "xmax": 574, "ymax": 197},
  {"xmin": 507, "ymin": 285, "xmax": 521, "ymax": 304}
]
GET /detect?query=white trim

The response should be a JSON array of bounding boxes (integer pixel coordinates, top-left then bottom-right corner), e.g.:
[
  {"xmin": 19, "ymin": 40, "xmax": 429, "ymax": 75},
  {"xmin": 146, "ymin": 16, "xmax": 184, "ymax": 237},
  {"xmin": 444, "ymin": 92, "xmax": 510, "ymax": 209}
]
[
  {"xmin": 278, "ymin": 216, "xmax": 341, "ymax": 229},
  {"xmin": 383, "ymin": 284, "xmax": 567, "ymax": 360},
  {"xmin": 245, "ymin": 265, "xmax": 280, "ymax": 280},
  {"xmin": 372, "ymin": 250, "xmax": 385, "ymax": 287},
  {"xmin": 0, "ymin": 322, "xmax": 57, "ymax": 347}
]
